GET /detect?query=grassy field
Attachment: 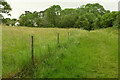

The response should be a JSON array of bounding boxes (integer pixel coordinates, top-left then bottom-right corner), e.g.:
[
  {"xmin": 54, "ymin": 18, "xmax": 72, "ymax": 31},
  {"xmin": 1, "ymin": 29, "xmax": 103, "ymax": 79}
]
[{"xmin": 2, "ymin": 25, "xmax": 118, "ymax": 78}]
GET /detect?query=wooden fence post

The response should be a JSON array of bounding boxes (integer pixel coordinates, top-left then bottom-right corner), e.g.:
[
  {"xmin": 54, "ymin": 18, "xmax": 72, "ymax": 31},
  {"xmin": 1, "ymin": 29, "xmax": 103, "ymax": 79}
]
[
  {"xmin": 68, "ymin": 32, "xmax": 69, "ymax": 40},
  {"xmin": 57, "ymin": 33, "xmax": 59, "ymax": 44},
  {"xmin": 31, "ymin": 36, "xmax": 34, "ymax": 65}
]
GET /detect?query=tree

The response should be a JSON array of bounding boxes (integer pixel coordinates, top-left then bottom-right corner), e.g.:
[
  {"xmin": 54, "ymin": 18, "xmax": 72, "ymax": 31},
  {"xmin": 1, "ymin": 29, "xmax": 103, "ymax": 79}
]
[
  {"xmin": 100, "ymin": 11, "xmax": 118, "ymax": 28},
  {"xmin": 76, "ymin": 3, "xmax": 108, "ymax": 17},
  {"xmin": 59, "ymin": 8, "xmax": 77, "ymax": 28},
  {"xmin": 2, "ymin": 18, "xmax": 17, "ymax": 26},
  {"xmin": 0, "ymin": 0, "xmax": 12, "ymax": 16},
  {"xmin": 74, "ymin": 13, "xmax": 96, "ymax": 30},
  {"xmin": 19, "ymin": 14, "xmax": 25, "ymax": 26},
  {"xmin": 11, "ymin": 18, "xmax": 17, "ymax": 26},
  {"xmin": 61, "ymin": 8, "xmax": 76, "ymax": 16},
  {"xmin": 19, "ymin": 11, "xmax": 35, "ymax": 27},
  {"xmin": 2, "ymin": 18, "xmax": 10, "ymax": 25},
  {"xmin": 59, "ymin": 15, "xmax": 76, "ymax": 28},
  {"xmin": 0, "ymin": 0, "xmax": 12, "ymax": 25},
  {"xmin": 17, "ymin": 4, "xmax": 119, "ymax": 30},
  {"xmin": 74, "ymin": 15, "xmax": 90, "ymax": 30},
  {"xmin": 84, "ymin": 3, "xmax": 107, "ymax": 16},
  {"xmin": 93, "ymin": 15, "xmax": 102, "ymax": 29},
  {"xmin": 113, "ymin": 11, "xmax": 120, "ymax": 28},
  {"xmin": 44, "ymin": 5, "xmax": 61, "ymax": 27}
]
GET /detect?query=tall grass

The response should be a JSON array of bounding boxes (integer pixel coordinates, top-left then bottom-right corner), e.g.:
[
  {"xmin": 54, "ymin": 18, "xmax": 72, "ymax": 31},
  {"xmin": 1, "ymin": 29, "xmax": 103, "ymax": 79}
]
[
  {"xmin": 2, "ymin": 26, "xmax": 118, "ymax": 78},
  {"xmin": 2, "ymin": 26, "xmax": 76, "ymax": 77},
  {"xmin": 32, "ymin": 28, "xmax": 118, "ymax": 78}
]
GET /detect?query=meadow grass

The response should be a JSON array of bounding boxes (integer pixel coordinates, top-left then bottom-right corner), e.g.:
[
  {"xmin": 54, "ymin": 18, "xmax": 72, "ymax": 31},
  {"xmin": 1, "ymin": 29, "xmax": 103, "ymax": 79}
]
[{"xmin": 2, "ymin": 25, "xmax": 118, "ymax": 78}]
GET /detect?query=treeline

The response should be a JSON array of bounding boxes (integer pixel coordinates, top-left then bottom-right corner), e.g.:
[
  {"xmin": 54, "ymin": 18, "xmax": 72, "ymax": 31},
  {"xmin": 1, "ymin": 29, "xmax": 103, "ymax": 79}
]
[
  {"xmin": 2, "ymin": 3, "xmax": 120, "ymax": 30},
  {"xmin": 2, "ymin": 18, "xmax": 18, "ymax": 26}
]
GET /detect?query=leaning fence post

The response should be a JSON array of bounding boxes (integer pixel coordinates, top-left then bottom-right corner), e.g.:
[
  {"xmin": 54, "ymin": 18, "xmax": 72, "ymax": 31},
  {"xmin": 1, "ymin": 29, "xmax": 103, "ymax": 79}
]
[
  {"xmin": 57, "ymin": 33, "xmax": 59, "ymax": 44},
  {"xmin": 68, "ymin": 32, "xmax": 69, "ymax": 40},
  {"xmin": 31, "ymin": 36, "xmax": 34, "ymax": 65}
]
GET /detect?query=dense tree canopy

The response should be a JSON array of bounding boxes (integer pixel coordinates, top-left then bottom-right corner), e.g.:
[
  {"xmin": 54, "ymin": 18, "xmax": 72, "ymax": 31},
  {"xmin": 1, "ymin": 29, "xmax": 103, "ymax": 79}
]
[
  {"xmin": 84, "ymin": 3, "xmax": 107, "ymax": 16},
  {"xmin": 100, "ymin": 11, "xmax": 119, "ymax": 28},
  {"xmin": 74, "ymin": 13, "xmax": 96, "ymax": 30},
  {"xmin": 59, "ymin": 8, "xmax": 77, "ymax": 28},
  {"xmin": 44, "ymin": 5, "xmax": 61, "ymax": 27},
  {"xmin": 2, "ymin": 3, "xmax": 119, "ymax": 30}
]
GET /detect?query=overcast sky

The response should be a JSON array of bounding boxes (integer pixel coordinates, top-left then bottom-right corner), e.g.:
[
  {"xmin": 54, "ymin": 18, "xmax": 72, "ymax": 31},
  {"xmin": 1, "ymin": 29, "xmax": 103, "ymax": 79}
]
[{"xmin": 3, "ymin": 0, "xmax": 120, "ymax": 19}]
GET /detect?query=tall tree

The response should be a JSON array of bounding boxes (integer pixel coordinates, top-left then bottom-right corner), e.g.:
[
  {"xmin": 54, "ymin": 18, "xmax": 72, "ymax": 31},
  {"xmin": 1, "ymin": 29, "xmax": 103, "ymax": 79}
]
[
  {"xmin": 44, "ymin": 5, "xmax": 61, "ymax": 27},
  {"xmin": 84, "ymin": 3, "xmax": 107, "ymax": 16},
  {"xmin": 60, "ymin": 8, "xmax": 77, "ymax": 28},
  {"xmin": 60, "ymin": 15, "xmax": 76, "ymax": 28},
  {"xmin": 74, "ymin": 13, "xmax": 96, "ymax": 30}
]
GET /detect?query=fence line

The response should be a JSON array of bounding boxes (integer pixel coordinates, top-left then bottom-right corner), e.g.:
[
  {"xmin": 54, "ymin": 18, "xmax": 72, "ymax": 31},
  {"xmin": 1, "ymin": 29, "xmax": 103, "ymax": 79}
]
[
  {"xmin": 68, "ymin": 32, "xmax": 69, "ymax": 40},
  {"xmin": 31, "ymin": 36, "xmax": 34, "ymax": 65},
  {"xmin": 30, "ymin": 32, "xmax": 70, "ymax": 64},
  {"xmin": 57, "ymin": 33, "xmax": 59, "ymax": 44}
]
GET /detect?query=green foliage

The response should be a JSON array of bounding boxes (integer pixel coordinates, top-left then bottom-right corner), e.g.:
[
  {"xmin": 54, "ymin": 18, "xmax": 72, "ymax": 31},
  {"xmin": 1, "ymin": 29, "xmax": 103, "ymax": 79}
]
[
  {"xmin": 74, "ymin": 15, "xmax": 90, "ymax": 29},
  {"xmin": 113, "ymin": 16, "xmax": 118, "ymax": 28},
  {"xmin": 84, "ymin": 3, "xmax": 107, "ymax": 16},
  {"xmin": 0, "ymin": 1, "xmax": 12, "ymax": 16},
  {"xmin": 17, "ymin": 3, "xmax": 119, "ymax": 30},
  {"xmin": 3, "ymin": 3, "xmax": 119, "ymax": 30},
  {"xmin": 61, "ymin": 8, "xmax": 76, "ymax": 16},
  {"xmin": 0, "ymin": 1, "xmax": 12, "ymax": 25},
  {"xmin": 44, "ymin": 5, "xmax": 61, "ymax": 27},
  {"xmin": 59, "ymin": 8, "xmax": 77, "ymax": 28},
  {"xmin": 19, "ymin": 5, "xmax": 61, "ymax": 27},
  {"xmin": 2, "ymin": 18, "xmax": 17, "ymax": 26},
  {"xmin": 94, "ymin": 15, "xmax": 102, "ymax": 29},
  {"xmin": 59, "ymin": 14, "xmax": 77, "ymax": 28},
  {"xmin": 19, "ymin": 11, "xmax": 42, "ymax": 27},
  {"xmin": 113, "ymin": 11, "xmax": 120, "ymax": 28},
  {"xmin": 100, "ymin": 11, "xmax": 118, "ymax": 28},
  {"xmin": 74, "ymin": 13, "xmax": 96, "ymax": 30}
]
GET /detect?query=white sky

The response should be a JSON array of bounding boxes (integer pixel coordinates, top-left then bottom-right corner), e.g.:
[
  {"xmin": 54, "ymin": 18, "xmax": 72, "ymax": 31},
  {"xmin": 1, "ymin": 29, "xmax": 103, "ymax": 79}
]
[{"xmin": 3, "ymin": 0, "xmax": 120, "ymax": 19}]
